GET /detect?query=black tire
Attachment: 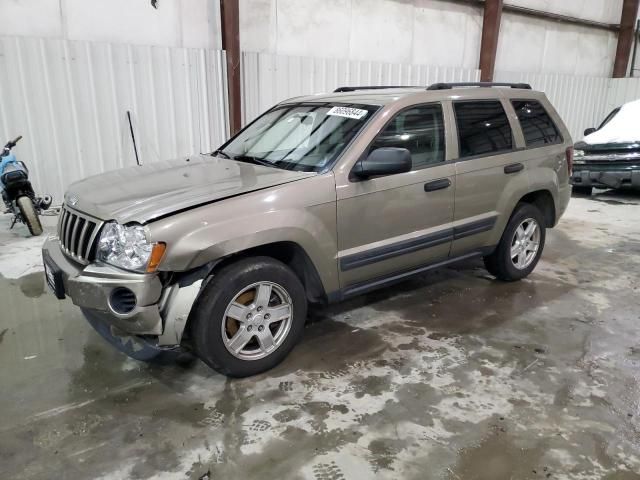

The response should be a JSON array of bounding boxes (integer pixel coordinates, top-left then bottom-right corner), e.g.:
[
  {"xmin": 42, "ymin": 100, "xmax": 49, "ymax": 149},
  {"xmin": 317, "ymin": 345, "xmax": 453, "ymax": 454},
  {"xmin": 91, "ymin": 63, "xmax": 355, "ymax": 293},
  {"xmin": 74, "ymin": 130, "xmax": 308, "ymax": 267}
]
[
  {"xmin": 174, "ymin": 351, "xmax": 198, "ymax": 368},
  {"xmin": 483, "ymin": 203, "xmax": 546, "ymax": 282},
  {"xmin": 572, "ymin": 186, "xmax": 593, "ymax": 196},
  {"xmin": 190, "ymin": 256, "xmax": 307, "ymax": 377},
  {"xmin": 17, "ymin": 196, "xmax": 43, "ymax": 236}
]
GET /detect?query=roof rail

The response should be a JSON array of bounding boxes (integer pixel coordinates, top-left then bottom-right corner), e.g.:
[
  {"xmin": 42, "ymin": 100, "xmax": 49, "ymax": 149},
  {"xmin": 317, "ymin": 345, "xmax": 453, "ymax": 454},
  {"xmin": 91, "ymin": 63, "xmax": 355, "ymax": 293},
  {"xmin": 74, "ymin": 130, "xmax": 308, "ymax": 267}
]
[
  {"xmin": 333, "ymin": 85, "xmax": 420, "ymax": 93},
  {"xmin": 427, "ymin": 82, "xmax": 532, "ymax": 90}
]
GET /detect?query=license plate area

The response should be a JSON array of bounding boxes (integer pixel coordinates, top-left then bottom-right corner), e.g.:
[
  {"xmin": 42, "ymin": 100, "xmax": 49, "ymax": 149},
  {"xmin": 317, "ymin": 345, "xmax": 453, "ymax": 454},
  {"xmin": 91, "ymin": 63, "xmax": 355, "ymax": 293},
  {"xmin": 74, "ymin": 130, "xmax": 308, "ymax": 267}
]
[{"xmin": 43, "ymin": 251, "xmax": 66, "ymax": 300}]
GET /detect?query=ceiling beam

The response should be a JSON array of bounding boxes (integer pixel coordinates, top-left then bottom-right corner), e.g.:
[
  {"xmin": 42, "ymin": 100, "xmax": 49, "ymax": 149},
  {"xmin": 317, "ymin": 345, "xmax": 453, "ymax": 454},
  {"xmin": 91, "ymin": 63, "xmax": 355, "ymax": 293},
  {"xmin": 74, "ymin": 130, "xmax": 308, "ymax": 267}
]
[
  {"xmin": 220, "ymin": 0, "xmax": 242, "ymax": 135},
  {"xmin": 502, "ymin": 4, "xmax": 619, "ymax": 32},
  {"xmin": 478, "ymin": 0, "xmax": 503, "ymax": 82},
  {"xmin": 445, "ymin": 0, "xmax": 619, "ymax": 32},
  {"xmin": 613, "ymin": 0, "xmax": 640, "ymax": 77}
]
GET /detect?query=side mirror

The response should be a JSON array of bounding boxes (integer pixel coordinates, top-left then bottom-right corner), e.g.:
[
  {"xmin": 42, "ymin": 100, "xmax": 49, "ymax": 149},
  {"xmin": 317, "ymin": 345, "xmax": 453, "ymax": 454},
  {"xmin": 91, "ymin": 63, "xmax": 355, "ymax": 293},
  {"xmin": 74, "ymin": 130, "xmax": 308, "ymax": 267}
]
[
  {"xmin": 354, "ymin": 147, "xmax": 412, "ymax": 179},
  {"xmin": 584, "ymin": 127, "xmax": 596, "ymax": 136}
]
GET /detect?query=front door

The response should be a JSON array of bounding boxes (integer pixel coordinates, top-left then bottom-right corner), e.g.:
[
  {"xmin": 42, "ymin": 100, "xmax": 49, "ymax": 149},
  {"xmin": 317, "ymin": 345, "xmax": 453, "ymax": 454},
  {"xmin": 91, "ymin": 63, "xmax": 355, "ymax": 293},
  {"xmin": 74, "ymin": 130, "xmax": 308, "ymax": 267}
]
[{"xmin": 337, "ymin": 103, "xmax": 455, "ymax": 288}]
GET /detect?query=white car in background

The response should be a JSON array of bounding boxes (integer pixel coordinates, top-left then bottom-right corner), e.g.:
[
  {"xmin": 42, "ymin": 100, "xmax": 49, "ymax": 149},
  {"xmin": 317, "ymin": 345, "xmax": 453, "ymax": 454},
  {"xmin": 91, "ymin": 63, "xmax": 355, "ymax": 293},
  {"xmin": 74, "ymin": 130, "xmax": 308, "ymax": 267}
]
[{"xmin": 572, "ymin": 99, "xmax": 640, "ymax": 195}]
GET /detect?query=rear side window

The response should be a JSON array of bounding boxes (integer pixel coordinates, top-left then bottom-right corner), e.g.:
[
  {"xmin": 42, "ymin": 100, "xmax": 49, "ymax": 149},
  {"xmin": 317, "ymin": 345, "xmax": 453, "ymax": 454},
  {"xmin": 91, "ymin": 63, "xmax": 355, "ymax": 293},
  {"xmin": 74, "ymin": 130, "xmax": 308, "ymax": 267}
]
[
  {"xmin": 454, "ymin": 101, "xmax": 513, "ymax": 158},
  {"xmin": 511, "ymin": 100, "xmax": 562, "ymax": 147},
  {"xmin": 371, "ymin": 104, "xmax": 445, "ymax": 170}
]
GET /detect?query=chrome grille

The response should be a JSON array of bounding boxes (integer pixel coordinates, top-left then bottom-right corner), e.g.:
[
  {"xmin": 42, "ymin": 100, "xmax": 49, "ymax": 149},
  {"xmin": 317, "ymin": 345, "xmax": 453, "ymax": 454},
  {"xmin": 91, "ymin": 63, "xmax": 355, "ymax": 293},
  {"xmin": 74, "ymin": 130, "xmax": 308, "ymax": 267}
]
[{"xmin": 57, "ymin": 205, "xmax": 103, "ymax": 263}]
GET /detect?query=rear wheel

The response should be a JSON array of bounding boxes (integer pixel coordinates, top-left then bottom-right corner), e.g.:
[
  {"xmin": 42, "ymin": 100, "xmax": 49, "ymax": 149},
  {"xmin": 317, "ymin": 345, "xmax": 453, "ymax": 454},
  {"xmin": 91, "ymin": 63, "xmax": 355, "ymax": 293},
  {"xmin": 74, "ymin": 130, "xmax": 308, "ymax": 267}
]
[
  {"xmin": 17, "ymin": 196, "xmax": 43, "ymax": 236},
  {"xmin": 572, "ymin": 186, "xmax": 592, "ymax": 196},
  {"xmin": 484, "ymin": 203, "xmax": 546, "ymax": 282},
  {"xmin": 190, "ymin": 257, "xmax": 307, "ymax": 377}
]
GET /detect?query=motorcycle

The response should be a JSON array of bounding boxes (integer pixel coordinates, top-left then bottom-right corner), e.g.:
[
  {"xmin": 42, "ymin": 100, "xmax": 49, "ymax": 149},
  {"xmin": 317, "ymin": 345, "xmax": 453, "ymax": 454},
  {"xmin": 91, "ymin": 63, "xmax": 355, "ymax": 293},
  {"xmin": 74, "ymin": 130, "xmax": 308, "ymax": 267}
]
[{"xmin": 0, "ymin": 136, "xmax": 52, "ymax": 236}]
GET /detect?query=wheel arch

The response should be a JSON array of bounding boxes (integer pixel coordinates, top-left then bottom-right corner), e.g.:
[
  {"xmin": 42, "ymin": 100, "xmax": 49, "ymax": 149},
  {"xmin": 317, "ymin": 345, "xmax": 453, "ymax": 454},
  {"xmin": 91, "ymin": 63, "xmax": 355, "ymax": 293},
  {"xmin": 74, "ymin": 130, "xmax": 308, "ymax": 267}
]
[
  {"xmin": 205, "ymin": 241, "xmax": 327, "ymax": 304},
  {"xmin": 516, "ymin": 189, "xmax": 556, "ymax": 227}
]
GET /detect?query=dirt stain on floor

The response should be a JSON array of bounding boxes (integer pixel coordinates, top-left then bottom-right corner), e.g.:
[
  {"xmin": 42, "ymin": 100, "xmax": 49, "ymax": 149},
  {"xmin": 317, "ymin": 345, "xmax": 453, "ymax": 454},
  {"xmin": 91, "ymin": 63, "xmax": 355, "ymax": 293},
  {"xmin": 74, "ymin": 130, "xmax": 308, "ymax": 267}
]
[
  {"xmin": 447, "ymin": 432, "xmax": 547, "ymax": 480},
  {"xmin": 2, "ymin": 196, "xmax": 640, "ymax": 479},
  {"xmin": 266, "ymin": 318, "xmax": 390, "ymax": 378},
  {"xmin": 17, "ymin": 271, "xmax": 45, "ymax": 298}
]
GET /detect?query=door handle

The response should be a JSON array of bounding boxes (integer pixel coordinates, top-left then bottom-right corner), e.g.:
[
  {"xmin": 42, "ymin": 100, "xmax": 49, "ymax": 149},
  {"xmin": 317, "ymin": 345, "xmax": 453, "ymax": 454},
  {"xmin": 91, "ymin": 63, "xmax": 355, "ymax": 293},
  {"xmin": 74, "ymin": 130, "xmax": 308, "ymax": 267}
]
[
  {"xmin": 504, "ymin": 163, "xmax": 524, "ymax": 174},
  {"xmin": 424, "ymin": 178, "xmax": 451, "ymax": 192}
]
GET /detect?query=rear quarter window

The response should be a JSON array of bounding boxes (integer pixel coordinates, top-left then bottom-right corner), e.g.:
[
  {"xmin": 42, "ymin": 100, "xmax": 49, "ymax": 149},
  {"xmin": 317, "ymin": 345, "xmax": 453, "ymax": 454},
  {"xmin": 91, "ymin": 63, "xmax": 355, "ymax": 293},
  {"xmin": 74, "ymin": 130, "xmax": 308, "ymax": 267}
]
[
  {"xmin": 511, "ymin": 100, "xmax": 562, "ymax": 147},
  {"xmin": 453, "ymin": 100, "xmax": 513, "ymax": 158}
]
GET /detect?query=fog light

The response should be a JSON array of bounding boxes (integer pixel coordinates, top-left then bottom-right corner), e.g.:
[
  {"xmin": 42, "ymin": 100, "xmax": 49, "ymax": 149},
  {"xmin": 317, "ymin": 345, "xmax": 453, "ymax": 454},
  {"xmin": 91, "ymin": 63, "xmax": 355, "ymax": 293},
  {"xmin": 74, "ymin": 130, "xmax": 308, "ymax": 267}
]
[{"xmin": 109, "ymin": 287, "xmax": 137, "ymax": 315}]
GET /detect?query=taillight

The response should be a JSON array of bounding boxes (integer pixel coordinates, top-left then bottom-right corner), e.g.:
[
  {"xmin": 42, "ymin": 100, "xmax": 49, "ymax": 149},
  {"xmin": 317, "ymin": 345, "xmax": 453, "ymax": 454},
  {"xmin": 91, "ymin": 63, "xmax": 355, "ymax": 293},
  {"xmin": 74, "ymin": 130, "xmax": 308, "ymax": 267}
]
[{"xmin": 565, "ymin": 146, "xmax": 573, "ymax": 175}]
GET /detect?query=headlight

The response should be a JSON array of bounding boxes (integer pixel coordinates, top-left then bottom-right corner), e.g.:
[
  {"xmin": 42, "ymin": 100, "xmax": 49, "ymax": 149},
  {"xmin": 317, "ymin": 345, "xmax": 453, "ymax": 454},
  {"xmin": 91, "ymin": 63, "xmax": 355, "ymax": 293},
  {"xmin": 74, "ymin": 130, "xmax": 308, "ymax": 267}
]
[
  {"xmin": 573, "ymin": 149, "xmax": 585, "ymax": 164},
  {"xmin": 97, "ymin": 222, "xmax": 165, "ymax": 273}
]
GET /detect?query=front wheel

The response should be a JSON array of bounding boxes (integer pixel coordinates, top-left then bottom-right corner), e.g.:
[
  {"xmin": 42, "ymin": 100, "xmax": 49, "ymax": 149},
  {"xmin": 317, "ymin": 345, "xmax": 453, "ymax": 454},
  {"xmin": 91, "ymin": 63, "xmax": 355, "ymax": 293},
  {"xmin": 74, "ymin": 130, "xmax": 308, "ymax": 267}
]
[
  {"xmin": 484, "ymin": 203, "xmax": 546, "ymax": 282},
  {"xmin": 17, "ymin": 196, "xmax": 43, "ymax": 236},
  {"xmin": 190, "ymin": 257, "xmax": 307, "ymax": 377}
]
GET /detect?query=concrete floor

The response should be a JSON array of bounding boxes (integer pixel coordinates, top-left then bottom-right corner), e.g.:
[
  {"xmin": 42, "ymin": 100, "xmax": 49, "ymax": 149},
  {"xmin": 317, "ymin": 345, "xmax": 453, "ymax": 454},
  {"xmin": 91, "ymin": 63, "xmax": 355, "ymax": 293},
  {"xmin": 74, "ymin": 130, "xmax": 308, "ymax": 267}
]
[{"xmin": 1, "ymin": 190, "xmax": 639, "ymax": 480}]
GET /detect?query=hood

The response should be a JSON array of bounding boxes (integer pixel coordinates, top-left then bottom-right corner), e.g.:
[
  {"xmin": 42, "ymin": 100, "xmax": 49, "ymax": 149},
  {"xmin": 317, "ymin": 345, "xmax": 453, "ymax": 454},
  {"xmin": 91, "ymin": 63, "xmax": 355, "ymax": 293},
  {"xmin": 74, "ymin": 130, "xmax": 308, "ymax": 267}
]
[
  {"xmin": 582, "ymin": 98, "xmax": 640, "ymax": 148},
  {"xmin": 65, "ymin": 154, "xmax": 315, "ymax": 224}
]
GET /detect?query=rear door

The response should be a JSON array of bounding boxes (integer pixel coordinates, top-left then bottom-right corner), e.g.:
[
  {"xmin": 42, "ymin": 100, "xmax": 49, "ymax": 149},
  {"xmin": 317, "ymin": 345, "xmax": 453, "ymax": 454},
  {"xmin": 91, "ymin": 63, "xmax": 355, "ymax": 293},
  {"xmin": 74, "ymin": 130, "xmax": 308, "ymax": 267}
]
[{"xmin": 449, "ymin": 98, "xmax": 529, "ymax": 257}]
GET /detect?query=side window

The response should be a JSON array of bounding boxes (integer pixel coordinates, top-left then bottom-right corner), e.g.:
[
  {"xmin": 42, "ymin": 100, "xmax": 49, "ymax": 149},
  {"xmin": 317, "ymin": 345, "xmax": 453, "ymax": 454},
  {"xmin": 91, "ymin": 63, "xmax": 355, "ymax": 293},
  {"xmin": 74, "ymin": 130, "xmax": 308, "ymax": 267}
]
[
  {"xmin": 511, "ymin": 100, "xmax": 562, "ymax": 147},
  {"xmin": 454, "ymin": 100, "xmax": 513, "ymax": 158},
  {"xmin": 371, "ymin": 104, "xmax": 445, "ymax": 170}
]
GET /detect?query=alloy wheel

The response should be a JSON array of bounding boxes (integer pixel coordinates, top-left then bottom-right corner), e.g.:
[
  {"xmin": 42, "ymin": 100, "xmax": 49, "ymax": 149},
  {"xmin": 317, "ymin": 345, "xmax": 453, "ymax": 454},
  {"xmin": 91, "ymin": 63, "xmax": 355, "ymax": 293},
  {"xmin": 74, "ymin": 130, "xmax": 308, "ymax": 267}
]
[
  {"xmin": 221, "ymin": 281, "xmax": 293, "ymax": 361},
  {"xmin": 510, "ymin": 217, "xmax": 541, "ymax": 270}
]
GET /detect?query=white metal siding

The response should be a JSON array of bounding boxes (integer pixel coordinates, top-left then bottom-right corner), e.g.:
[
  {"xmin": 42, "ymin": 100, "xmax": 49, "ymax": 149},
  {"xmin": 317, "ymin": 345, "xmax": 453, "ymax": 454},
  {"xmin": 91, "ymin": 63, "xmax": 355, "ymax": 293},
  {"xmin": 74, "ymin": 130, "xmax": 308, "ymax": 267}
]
[
  {"xmin": 0, "ymin": 36, "xmax": 229, "ymax": 204},
  {"xmin": 242, "ymin": 52, "xmax": 640, "ymax": 144},
  {"xmin": 605, "ymin": 78, "xmax": 640, "ymax": 113},
  {"xmin": 241, "ymin": 51, "xmax": 481, "ymax": 123},
  {"xmin": 3, "ymin": 34, "xmax": 640, "ymax": 208}
]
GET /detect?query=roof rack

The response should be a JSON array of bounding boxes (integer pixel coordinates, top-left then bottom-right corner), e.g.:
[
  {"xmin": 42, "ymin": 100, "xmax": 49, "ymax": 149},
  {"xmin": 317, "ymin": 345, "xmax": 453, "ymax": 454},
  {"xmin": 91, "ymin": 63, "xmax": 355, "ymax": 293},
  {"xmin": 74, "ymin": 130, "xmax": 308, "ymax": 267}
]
[
  {"xmin": 333, "ymin": 86, "xmax": 420, "ymax": 93},
  {"xmin": 426, "ymin": 82, "xmax": 532, "ymax": 90},
  {"xmin": 332, "ymin": 82, "xmax": 533, "ymax": 94}
]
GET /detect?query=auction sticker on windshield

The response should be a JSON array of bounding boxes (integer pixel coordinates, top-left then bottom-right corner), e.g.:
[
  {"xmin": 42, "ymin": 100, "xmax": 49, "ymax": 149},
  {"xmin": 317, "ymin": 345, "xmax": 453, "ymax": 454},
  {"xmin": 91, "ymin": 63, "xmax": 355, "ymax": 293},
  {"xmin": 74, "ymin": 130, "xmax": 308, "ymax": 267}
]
[{"xmin": 327, "ymin": 106, "xmax": 368, "ymax": 120}]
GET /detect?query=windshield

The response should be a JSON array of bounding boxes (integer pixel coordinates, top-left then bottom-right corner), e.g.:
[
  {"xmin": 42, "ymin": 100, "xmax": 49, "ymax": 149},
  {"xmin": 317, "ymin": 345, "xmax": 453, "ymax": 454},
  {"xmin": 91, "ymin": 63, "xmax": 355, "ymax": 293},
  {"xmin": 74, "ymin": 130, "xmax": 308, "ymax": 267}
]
[{"xmin": 216, "ymin": 103, "xmax": 379, "ymax": 172}]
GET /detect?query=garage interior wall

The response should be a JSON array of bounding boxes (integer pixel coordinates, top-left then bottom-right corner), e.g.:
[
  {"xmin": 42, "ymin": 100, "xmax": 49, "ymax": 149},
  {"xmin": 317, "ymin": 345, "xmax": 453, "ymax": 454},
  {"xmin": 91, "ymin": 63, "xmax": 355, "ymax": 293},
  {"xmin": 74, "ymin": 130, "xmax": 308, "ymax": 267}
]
[
  {"xmin": 1, "ymin": 0, "xmax": 640, "ymax": 203},
  {"xmin": 0, "ymin": 0, "xmax": 632, "ymax": 76},
  {"xmin": 0, "ymin": 0, "xmax": 222, "ymax": 50},
  {"xmin": 240, "ymin": 0, "xmax": 622, "ymax": 77},
  {"xmin": 0, "ymin": 36, "xmax": 229, "ymax": 203}
]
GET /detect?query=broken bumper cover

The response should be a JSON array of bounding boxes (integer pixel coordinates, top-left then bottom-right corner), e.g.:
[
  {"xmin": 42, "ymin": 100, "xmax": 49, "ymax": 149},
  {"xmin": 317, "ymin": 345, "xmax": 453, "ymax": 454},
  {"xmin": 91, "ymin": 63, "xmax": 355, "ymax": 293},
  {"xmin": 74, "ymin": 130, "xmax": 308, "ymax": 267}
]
[
  {"xmin": 571, "ymin": 167, "xmax": 640, "ymax": 189},
  {"xmin": 82, "ymin": 308, "xmax": 181, "ymax": 362},
  {"xmin": 42, "ymin": 237, "xmax": 202, "ymax": 359},
  {"xmin": 42, "ymin": 236, "xmax": 164, "ymax": 334}
]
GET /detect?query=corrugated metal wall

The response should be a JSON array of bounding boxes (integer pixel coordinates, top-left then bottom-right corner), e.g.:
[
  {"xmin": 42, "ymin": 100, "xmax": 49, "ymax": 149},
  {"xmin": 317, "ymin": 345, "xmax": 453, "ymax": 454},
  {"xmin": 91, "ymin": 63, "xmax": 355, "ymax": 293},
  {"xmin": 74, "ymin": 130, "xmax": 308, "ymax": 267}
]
[
  {"xmin": 241, "ymin": 52, "xmax": 481, "ymax": 123},
  {"xmin": 0, "ymin": 36, "xmax": 229, "ymax": 203},
  {"xmin": 605, "ymin": 77, "xmax": 640, "ymax": 112},
  {"xmin": 242, "ymin": 53, "xmax": 640, "ymax": 143},
  {"xmin": 2, "ymin": 36, "xmax": 640, "ymax": 206}
]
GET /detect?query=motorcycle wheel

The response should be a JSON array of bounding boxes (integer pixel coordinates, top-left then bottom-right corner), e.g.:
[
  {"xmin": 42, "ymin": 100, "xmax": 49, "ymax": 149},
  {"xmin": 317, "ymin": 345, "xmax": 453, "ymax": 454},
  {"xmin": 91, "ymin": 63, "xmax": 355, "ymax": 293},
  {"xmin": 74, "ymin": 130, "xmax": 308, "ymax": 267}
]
[{"xmin": 17, "ymin": 196, "xmax": 43, "ymax": 236}]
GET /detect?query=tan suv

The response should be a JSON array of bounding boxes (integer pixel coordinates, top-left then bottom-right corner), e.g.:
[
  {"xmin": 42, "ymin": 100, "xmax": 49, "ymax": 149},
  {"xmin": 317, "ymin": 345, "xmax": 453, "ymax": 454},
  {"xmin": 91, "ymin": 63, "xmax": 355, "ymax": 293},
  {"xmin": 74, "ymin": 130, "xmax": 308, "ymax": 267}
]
[{"xmin": 42, "ymin": 82, "xmax": 572, "ymax": 377}]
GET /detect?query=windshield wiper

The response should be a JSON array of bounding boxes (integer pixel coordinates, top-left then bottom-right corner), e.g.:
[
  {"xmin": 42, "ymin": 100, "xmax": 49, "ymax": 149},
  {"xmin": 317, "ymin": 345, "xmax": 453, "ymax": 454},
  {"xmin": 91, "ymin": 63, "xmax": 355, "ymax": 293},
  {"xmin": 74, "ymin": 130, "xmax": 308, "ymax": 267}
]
[
  {"xmin": 231, "ymin": 154, "xmax": 278, "ymax": 169},
  {"xmin": 211, "ymin": 149, "xmax": 231, "ymax": 159}
]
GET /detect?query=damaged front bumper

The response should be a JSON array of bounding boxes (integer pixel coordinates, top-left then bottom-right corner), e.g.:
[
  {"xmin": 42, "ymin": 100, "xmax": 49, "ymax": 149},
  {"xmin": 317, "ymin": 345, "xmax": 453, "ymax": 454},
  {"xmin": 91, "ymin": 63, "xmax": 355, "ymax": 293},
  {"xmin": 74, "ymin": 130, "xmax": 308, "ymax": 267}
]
[
  {"xmin": 571, "ymin": 149, "xmax": 640, "ymax": 189},
  {"xmin": 571, "ymin": 167, "xmax": 640, "ymax": 189},
  {"xmin": 42, "ymin": 236, "xmax": 203, "ymax": 360}
]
